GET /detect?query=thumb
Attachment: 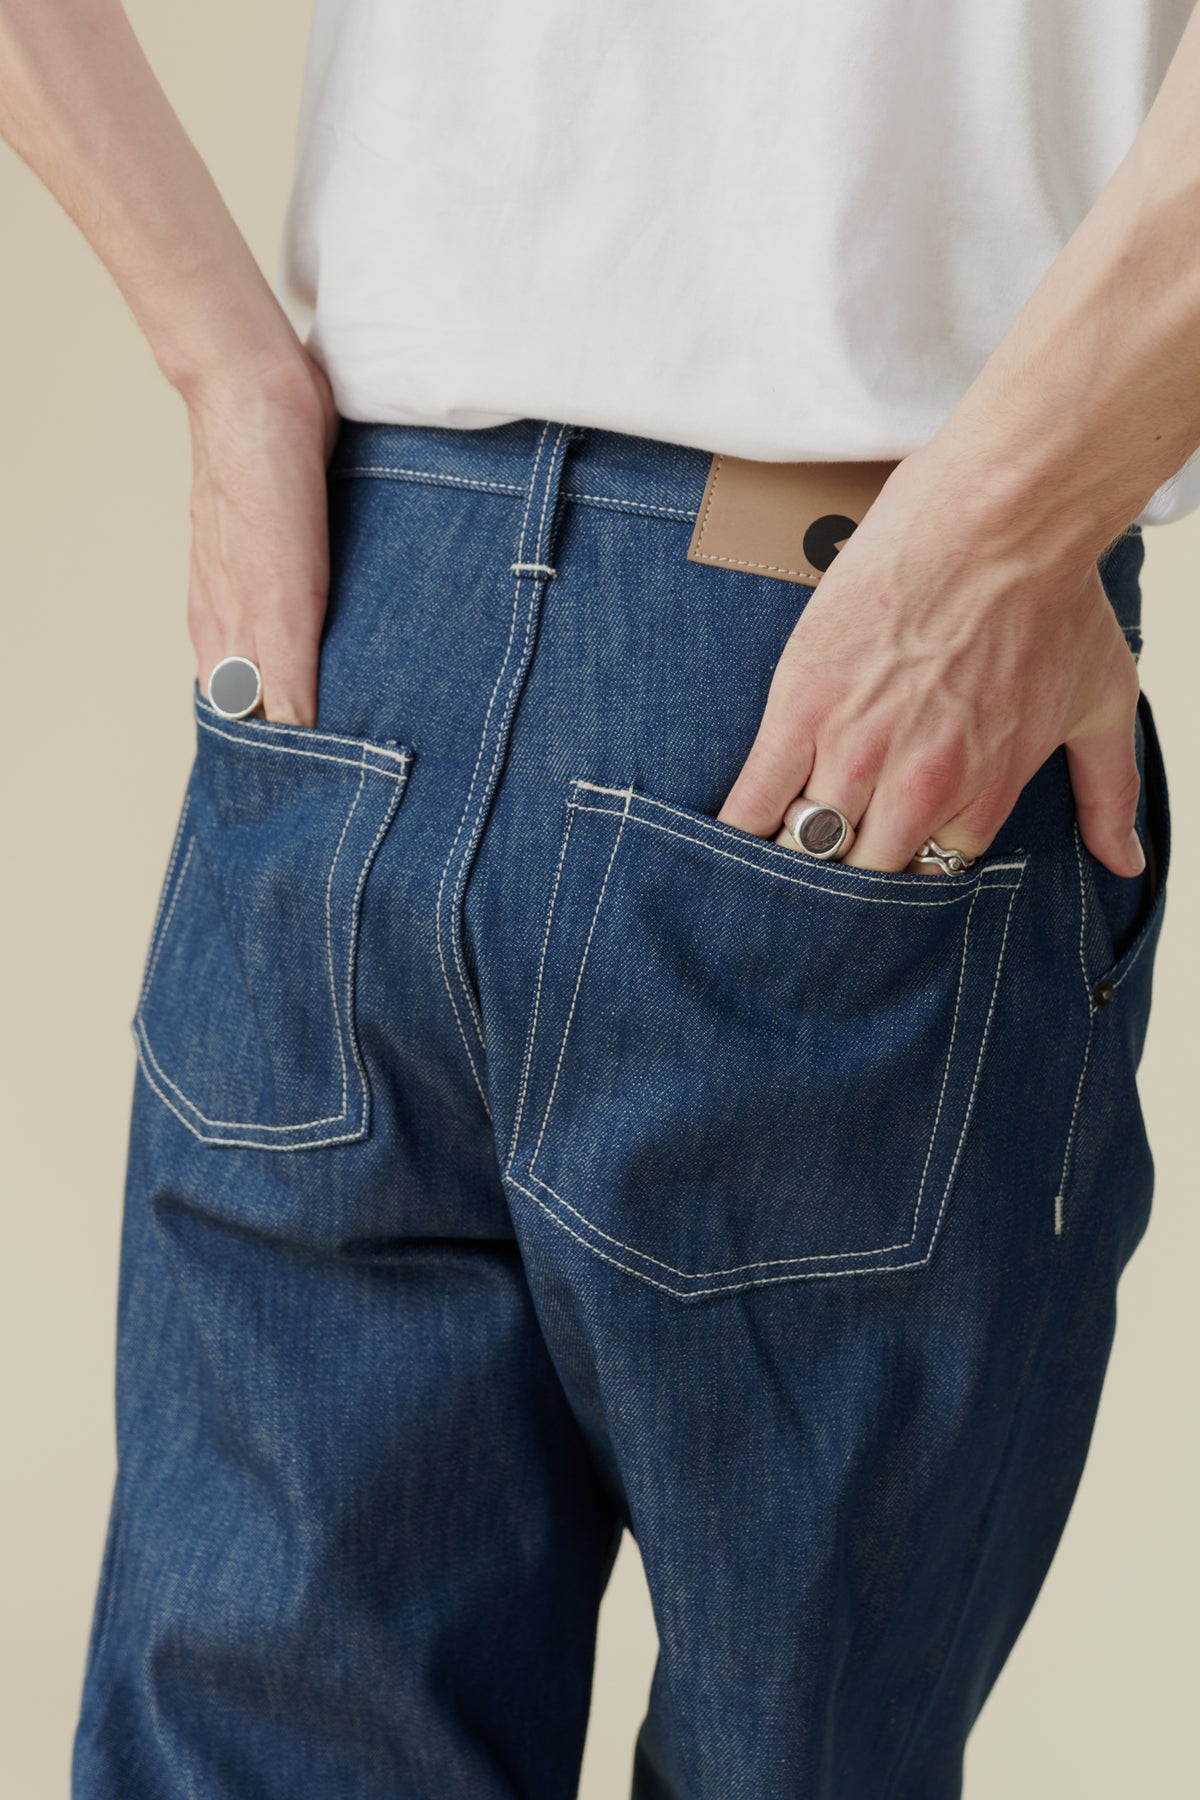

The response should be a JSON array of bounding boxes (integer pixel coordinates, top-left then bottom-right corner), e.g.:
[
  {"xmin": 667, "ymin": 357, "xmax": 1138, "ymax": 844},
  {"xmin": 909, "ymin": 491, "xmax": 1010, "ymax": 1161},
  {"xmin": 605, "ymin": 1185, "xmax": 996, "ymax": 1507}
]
[{"xmin": 1065, "ymin": 719, "xmax": 1145, "ymax": 878}]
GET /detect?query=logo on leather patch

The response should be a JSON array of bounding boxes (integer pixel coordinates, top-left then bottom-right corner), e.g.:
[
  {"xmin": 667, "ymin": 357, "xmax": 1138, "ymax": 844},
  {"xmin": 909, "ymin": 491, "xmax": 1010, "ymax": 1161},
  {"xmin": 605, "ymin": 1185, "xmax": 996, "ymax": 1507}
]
[{"xmin": 687, "ymin": 455, "xmax": 898, "ymax": 587}]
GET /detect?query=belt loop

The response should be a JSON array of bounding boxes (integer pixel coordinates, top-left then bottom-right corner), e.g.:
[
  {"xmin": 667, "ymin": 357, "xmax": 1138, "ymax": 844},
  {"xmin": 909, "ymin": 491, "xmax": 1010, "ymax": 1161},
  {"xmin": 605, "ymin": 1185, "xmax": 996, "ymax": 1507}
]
[{"xmin": 509, "ymin": 421, "xmax": 582, "ymax": 582}]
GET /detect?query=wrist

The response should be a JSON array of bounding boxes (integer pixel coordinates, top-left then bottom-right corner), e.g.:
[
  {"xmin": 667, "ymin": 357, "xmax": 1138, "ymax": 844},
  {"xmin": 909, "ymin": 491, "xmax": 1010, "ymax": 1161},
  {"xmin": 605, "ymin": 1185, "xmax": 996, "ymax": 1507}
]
[
  {"xmin": 147, "ymin": 247, "xmax": 308, "ymax": 411},
  {"xmin": 911, "ymin": 415, "xmax": 1148, "ymax": 574}
]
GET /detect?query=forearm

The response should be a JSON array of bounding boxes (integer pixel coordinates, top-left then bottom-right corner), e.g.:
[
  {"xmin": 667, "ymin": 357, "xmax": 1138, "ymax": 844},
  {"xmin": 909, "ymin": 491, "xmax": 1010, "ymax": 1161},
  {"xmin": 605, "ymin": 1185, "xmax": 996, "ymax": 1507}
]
[
  {"xmin": 926, "ymin": 0, "xmax": 1200, "ymax": 560},
  {"xmin": 0, "ymin": 0, "xmax": 299, "ymax": 399}
]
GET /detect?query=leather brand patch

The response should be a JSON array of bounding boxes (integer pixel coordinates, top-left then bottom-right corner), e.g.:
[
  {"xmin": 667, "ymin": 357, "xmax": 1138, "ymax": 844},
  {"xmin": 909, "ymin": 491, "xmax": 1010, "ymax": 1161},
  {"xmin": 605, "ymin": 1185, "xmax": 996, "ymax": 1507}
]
[{"xmin": 687, "ymin": 454, "xmax": 899, "ymax": 586}]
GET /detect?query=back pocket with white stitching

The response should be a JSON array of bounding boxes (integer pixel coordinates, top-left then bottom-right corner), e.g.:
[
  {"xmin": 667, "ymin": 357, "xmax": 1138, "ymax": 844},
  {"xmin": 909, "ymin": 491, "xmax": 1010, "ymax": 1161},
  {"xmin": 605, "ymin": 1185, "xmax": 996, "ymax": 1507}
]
[
  {"xmin": 133, "ymin": 693, "xmax": 413, "ymax": 1151},
  {"xmin": 507, "ymin": 780, "xmax": 1027, "ymax": 1300}
]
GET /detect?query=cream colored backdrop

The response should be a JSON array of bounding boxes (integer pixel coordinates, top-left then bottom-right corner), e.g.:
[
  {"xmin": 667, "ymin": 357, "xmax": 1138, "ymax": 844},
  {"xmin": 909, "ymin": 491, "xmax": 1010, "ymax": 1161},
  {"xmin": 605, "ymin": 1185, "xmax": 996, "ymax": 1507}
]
[{"xmin": 2, "ymin": 5, "xmax": 1196, "ymax": 1795}]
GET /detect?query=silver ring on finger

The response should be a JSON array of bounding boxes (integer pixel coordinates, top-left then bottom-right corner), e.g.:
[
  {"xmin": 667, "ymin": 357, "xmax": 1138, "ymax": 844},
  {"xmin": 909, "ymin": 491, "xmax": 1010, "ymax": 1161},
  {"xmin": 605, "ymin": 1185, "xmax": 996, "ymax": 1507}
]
[
  {"xmin": 208, "ymin": 655, "xmax": 263, "ymax": 721},
  {"xmin": 913, "ymin": 836, "xmax": 977, "ymax": 875},
  {"xmin": 780, "ymin": 797, "xmax": 857, "ymax": 862}
]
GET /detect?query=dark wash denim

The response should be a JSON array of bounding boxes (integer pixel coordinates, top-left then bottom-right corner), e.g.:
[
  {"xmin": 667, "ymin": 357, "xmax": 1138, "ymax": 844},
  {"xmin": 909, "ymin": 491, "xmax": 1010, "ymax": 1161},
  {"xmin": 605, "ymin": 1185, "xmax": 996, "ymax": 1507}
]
[{"xmin": 74, "ymin": 418, "xmax": 1171, "ymax": 1799}]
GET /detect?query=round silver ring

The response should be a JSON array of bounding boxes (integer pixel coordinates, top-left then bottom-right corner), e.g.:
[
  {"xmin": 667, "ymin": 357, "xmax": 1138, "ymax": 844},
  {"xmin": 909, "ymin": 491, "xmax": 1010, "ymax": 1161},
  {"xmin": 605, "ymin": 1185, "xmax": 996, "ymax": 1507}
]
[
  {"xmin": 914, "ymin": 836, "xmax": 977, "ymax": 875},
  {"xmin": 208, "ymin": 655, "xmax": 263, "ymax": 721},
  {"xmin": 780, "ymin": 797, "xmax": 856, "ymax": 862}
]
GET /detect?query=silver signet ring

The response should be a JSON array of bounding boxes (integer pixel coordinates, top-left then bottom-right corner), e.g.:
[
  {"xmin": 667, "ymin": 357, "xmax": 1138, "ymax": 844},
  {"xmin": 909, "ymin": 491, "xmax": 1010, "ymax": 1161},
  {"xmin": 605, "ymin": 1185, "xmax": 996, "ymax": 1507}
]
[
  {"xmin": 781, "ymin": 798, "xmax": 856, "ymax": 861},
  {"xmin": 208, "ymin": 656, "xmax": 263, "ymax": 721}
]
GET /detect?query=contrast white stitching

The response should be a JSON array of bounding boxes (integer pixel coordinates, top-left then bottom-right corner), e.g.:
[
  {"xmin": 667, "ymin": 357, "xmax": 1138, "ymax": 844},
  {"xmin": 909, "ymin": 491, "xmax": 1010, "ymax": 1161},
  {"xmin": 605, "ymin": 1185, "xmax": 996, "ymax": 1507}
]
[
  {"xmin": 434, "ymin": 421, "xmax": 563, "ymax": 1115},
  {"xmin": 572, "ymin": 780, "xmax": 1028, "ymax": 888},
  {"xmin": 197, "ymin": 715, "xmax": 410, "ymax": 778},
  {"xmin": 130, "ymin": 1030, "xmax": 375, "ymax": 1153},
  {"xmin": 518, "ymin": 853, "xmax": 1021, "ymax": 1288},
  {"xmin": 524, "ymin": 888, "xmax": 984, "ymax": 1277},
  {"xmin": 136, "ymin": 765, "xmax": 366, "ymax": 1131},
  {"xmin": 507, "ymin": 1170, "xmax": 936, "ymax": 1300},
  {"xmin": 138, "ymin": 794, "xmax": 192, "ymax": 1009},
  {"xmin": 134, "ymin": 749, "xmax": 409, "ymax": 1140},
  {"xmin": 564, "ymin": 490, "xmax": 698, "ymax": 522},
  {"xmin": 565, "ymin": 801, "xmax": 1023, "ymax": 906},
  {"xmin": 195, "ymin": 696, "xmax": 410, "ymax": 763},
  {"xmin": 328, "ymin": 465, "xmax": 525, "ymax": 498},
  {"xmin": 528, "ymin": 787, "xmax": 633, "ymax": 1172},
  {"xmin": 1054, "ymin": 1017, "xmax": 1094, "ymax": 1235},
  {"xmin": 140, "ymin": 838, "xmax": 195, "ymax": 1005},
  {"xmin": 1071, "ymin": 821, "xmax": 1093, "ymax": 1000},
  {"xmin": 507, "ymin": 803, "xmax": 577, "ymax": 1168},
  {"xmin": 510, "ymin": 561, "xmax": 556, "ymax": 577}
]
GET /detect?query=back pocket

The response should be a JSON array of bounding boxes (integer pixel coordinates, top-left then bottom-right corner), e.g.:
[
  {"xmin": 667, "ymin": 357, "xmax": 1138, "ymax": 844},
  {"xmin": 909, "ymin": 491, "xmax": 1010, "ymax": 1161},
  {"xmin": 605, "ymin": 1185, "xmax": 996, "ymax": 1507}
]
[
  {"xmin": 507, "ymin": 779, "xmax": 1027, "ymax": 1299},
  {"xmin": 133, "ymin": 693, "xmax": 413, "ymax": 1150}
]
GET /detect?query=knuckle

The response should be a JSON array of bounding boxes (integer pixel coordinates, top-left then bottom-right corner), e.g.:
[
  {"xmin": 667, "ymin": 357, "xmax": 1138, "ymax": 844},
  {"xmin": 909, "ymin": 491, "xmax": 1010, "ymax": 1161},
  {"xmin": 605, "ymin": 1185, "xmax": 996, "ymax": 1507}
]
[
  {"xmin": 901, "ymin": 746, "xmax": 963, "ymax": 813},
  {"xmin": 957, "ymin": 774, "xmax": 1013, "ymax": 841},
  {"xmin": 836, "ymin": 729, "xmax": 889, "ymax": 791},
  {"xmin": 1108, "ymin": 765, "xmax": 1142, "ymax": 818}
]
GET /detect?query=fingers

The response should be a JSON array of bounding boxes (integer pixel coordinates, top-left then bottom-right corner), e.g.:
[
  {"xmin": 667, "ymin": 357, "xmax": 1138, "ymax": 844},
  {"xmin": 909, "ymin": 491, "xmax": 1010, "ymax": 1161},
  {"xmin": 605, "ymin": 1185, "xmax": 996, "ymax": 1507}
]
[
  {"xmin": 255, "ymin": 614, "xmax": 321, "ymax": 727},
  {"xmin": 716, "ymin": 680, "xmax": 816, "ymax": 835},
  {"xmin": 193, "ymin": 633, "xmax": 320, "ymax": 728},
  {"xmin": 1066, "ymin": 721, "xmax": 1145, "ymax": 877},
  {"xmin": 191, "ymin": 601, "xmax": 322, "ymax": 729}
]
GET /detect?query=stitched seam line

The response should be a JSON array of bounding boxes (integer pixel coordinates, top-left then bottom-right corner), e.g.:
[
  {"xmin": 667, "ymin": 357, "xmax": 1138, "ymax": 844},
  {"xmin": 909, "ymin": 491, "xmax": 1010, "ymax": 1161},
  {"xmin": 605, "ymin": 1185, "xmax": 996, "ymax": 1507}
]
[
  {"xmin": 566, "ymin": 801, "xmax": 1022, "ymax": 906},
  {"xmin": 194, "ymin": 696, "xmax": 410, "ymax": 764},
  {"xmin": 433, "ymin": 428, "xmax": 549, "ymax": 1106},
  {"xmin": 129, "ymin": 1030, "xmax": 375, "ymax": 1152},
  {"xmin": 692, "ymin": 549, "xmax": 821, "ymax": 581},
  {"xmin": 134, "ymin": 755, "xmax": 408, "ymax": 1137},
  {"xmin": 506, "ymin": 803, "xmax": 577, "ymax": 1170},
  {"xmin": 508, "ymin": 1171, "xmax": 937, "ymax": 1299},
  {"xmin": 434, "ymin": 421, "xmax": 565, "ymax": 1116},
  {"xmin": 328, "ymin": 464, "xmax": 703, "ymax": 522},
  {"xmin": 140, "ymin": 828, "xmax": 194, "ymax": 1006},
  {"xmin": 523, "ymin": 887, "xmax": 1018, "ymax": 1282},
  {"xmin": 328, "ymin": 466, "xmax": 525, "ymax": 498},
  {"xmin": 692, "ymin": 453, "xmax": 724, "ymax": 555},
  {"xmin": 1053, "ymin": 1015, "xmax": 1094, "ymax": 1233},
  {"xmin": 569, "ymin": 780, "xmax": 1027, "ymax": 888},
  {"xmin": 513, "ymin": 843, "xmax": 1020, "ymax": 1290},
  {"xmin": 1071, "ymin": 820, "xmax": 1093, "ymax": 1001},
  {"xmin": 197, "ymin": 716, "xmax": 410, "ymax": 777},
  {"xmin": 524, "ymin": 895, "xmax": 977, "ymax": 1275},
  {"xmin": 136, "ymin": 771, "xmax": 362, "ymax": 1131},
  {"xmin": 691, "ymin": 454, "xmax": 820, "ymax": 580},
  {"xmin": 527, "ymin": 788, "xmax": 633, "ymax": 1172},
  {"xmin": 565, "ymin": 491, "xmax": 699, "ymax": 522},
  {"xmin": 448, "ymin": 421, "xmax": 569, "ymax": 1069}
]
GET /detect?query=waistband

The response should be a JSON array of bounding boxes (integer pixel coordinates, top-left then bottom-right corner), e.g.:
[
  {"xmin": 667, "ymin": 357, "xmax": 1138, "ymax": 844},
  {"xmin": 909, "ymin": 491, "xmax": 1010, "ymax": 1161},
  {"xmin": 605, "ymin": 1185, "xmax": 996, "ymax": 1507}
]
[
  {"xmin": 327, "ymin": 415, "xmax": 1144, "ymax": 637},
  {"xmin": 329, "ymin": 416, "xmax": 714, "ymax": 523}
]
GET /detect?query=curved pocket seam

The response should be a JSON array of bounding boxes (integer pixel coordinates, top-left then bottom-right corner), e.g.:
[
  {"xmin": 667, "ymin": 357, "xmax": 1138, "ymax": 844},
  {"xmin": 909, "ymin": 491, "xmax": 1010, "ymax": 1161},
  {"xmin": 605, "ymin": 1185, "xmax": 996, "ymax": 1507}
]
[{"xmin": 133, "ymin": 737, "xmax": 410, "ymax": 1151}]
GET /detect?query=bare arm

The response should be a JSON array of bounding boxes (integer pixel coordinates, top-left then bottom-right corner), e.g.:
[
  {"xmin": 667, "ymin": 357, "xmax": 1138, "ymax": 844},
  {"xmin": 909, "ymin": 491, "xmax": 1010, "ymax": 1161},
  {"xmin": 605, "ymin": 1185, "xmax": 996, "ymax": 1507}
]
[
  {"xmin": 0, "ymin": 0, "xmax": 334, "ymax": 724},
  {"xmin": 720, "ymin": 2, "xmax": 1200, "ymax": 877}
]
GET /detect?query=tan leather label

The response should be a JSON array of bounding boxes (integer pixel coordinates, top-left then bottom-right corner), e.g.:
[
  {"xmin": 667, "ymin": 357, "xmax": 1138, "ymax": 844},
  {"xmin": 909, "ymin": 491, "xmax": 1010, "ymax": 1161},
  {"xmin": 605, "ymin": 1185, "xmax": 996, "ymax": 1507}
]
[{"xmin": 687, "ymin": 454, "xmax": 899, "ymax": 586}]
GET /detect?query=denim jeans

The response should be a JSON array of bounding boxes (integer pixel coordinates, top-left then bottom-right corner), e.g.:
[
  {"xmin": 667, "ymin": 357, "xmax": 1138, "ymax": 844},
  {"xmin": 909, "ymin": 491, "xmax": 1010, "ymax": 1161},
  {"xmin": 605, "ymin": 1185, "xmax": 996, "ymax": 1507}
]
[{"xmin": 74, "ymin": 418, "xmax": 1171, "ymax": 1799}]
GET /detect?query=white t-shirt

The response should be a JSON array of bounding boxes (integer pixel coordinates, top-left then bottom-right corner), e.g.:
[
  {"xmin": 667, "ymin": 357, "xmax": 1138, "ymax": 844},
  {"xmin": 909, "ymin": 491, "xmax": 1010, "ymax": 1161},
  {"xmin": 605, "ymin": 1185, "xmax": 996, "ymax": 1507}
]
[{"xmin": 276, "ymin": 1, "xmax": 1200, "ymax": 525}]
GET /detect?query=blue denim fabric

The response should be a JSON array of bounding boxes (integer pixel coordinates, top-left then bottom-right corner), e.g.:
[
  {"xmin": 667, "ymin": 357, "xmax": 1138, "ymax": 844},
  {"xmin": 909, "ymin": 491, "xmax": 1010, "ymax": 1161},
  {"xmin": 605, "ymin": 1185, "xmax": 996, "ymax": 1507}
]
[{"xmin": 74, "ymin": 418, "xmax": 1170, "ymax": 1799}]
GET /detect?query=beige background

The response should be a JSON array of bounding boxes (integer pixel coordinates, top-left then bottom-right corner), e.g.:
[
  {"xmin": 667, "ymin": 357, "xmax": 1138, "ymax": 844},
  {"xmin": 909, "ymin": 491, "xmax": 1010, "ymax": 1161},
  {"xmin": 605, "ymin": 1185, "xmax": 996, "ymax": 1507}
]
[{"xmin": 1, "ymin": 5, "xmax": 1196, "ymax": 1794}]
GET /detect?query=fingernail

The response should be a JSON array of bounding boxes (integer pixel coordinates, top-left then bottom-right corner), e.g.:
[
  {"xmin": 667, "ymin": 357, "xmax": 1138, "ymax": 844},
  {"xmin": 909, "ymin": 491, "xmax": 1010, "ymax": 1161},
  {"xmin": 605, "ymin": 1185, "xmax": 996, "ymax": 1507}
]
[{"xmin": 1126, "ymin": 828, "xmax": 1146, "ymax": 875}]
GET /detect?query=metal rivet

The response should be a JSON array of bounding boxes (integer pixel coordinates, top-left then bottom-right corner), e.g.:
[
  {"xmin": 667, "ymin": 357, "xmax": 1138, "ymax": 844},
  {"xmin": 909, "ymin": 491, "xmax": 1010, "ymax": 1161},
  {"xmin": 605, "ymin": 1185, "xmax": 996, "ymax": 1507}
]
[{"xmin": 1093, "ymin": 978, "xmax": 1116, "ymax": 1009}]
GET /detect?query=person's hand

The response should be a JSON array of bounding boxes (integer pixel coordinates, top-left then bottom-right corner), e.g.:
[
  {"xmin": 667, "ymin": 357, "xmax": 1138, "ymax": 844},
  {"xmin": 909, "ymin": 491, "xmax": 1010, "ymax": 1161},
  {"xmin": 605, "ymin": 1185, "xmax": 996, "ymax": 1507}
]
[
  {"xmin": 716, "ymin": 445, "xmax": 1146, "ymax": 879},
  {"xmin": 183, "ymin": 347, "xmax": 339, "ymax": 727}
]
